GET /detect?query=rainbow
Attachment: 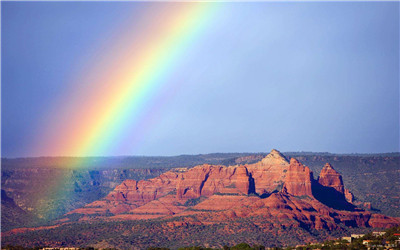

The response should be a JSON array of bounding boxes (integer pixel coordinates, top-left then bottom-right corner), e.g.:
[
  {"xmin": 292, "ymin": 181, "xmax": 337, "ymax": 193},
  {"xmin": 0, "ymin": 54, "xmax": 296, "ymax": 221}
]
[
  {"xmin": 33, "ymin": 3, "xmax": 219, "ymax": 161},
  {"xmin": 30, "ymin": 2, "xmax": 220, "ymax": 216}
]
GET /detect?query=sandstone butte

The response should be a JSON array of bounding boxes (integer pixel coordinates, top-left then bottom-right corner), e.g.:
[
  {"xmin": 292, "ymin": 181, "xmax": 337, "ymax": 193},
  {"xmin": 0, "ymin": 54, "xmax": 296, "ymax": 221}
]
[{"xmin": 58, "ymin": 150, "xmax": 400, "ymax": 231}]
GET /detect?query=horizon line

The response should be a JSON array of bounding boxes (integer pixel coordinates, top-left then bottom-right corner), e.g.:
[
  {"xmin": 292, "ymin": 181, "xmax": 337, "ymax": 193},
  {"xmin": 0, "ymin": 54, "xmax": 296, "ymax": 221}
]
[{"xmin": 2, "ymin": 150, "xmax": 400, "ymax": 160}]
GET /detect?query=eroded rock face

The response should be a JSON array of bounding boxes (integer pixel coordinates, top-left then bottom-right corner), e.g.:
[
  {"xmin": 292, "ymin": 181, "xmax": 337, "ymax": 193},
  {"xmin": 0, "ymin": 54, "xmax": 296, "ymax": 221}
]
[
  {"xmin": 64, "ymin": 149, "xmax": 400, "ymax": 232},
  {"xmin": 246, "ymin": 149, "xmax": 289, "ymax": 195},
  {"xmin": 282, "ymin": 158, "xmax": 313, "ymax": 197},
  {"xmin": 177, "ymin": 164, "xmax": 252, "ymax": 199},
  {"xmin": 312, "ymin": 164, "xmax": 353, "ymax": 211},
  {"xmin": 260, "ymin": 149, "xmax": 289, "ymax": 166},
  {"xmin": 74, "ymin": 149, "xmax": 293, "ymax": 215},
  {"xmin": 318, "ymin": 163, "xmax": 344, "ymax": 193},
  {"xmin": 67, "ymin": 151, "xmax": 331, "ymax": 216}
]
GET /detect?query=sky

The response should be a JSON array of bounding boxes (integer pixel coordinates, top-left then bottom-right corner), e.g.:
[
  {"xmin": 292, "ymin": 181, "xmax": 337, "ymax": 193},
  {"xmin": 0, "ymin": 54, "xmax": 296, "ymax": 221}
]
[{"xmin": 1, "ymin": 1, "xmax": 399, "ymax": 157}]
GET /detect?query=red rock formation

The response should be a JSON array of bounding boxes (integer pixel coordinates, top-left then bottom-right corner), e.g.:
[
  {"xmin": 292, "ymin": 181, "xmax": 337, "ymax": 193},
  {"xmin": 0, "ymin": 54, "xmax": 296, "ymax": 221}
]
[
  {"xmin": 176, "ymin": 165, "xmax": 211, "ymax": 199},
  {"xmin": 246, "ymin": 149, "xmax": 289, "ymax": 195},
  {"xmin": 64, "ymin": 149, "xmax": 399, "ymax": 232},
  {"xmin": 177, "ymin": 164, "xmax": 252, "ymax": 199},
  {"xmin": 70, "ymin": 171, "xmax": 182, "ymax": 215},
  {"xmin": 232, "ymin": 166, "xmax": 251, "ymax": 194},
  {"xmin": 368, "ymin": 214, "xmax": 400, "ymax": 228},
  {"xmin": 260, "ymin": 149, "xmax": 289, "ymax": 166},
  {"xmin": 345, "ymin": 189, "xmax": 354, "ymax": 203},
  {"xmin": 282, "ymin": 158, "xmax": 313, "ymax": 197},
  {"xmin": 318, "ymin": 163, "xmax": 344, "ymax": 193}
]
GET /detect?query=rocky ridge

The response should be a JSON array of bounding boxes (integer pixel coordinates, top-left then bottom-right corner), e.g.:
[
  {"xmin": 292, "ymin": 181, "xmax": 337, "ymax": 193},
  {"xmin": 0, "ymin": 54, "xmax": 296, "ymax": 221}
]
[{"xmin": 64, "ymin": 150, "xmax": 399, "ymax": 231}]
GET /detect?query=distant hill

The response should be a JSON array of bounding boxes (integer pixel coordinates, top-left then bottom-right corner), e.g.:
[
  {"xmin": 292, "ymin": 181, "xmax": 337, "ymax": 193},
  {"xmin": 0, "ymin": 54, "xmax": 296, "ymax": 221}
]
[{"xmin": 1, "ymin": 153, "xmax": 256, "ymax": 170}]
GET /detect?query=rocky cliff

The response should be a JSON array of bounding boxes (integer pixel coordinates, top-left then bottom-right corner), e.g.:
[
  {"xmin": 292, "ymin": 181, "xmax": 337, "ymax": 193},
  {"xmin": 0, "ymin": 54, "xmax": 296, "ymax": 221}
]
[
  {"xmin": 282, "ymin": 158, "xmax": 313, "ymax": 197},
  {"xmin": 318, "ymin": 163, "xmax": 344, "ymax": 193},
  {"xmin": 65, "ymin": 150, "xmax": 398, "ymax": 231}
]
